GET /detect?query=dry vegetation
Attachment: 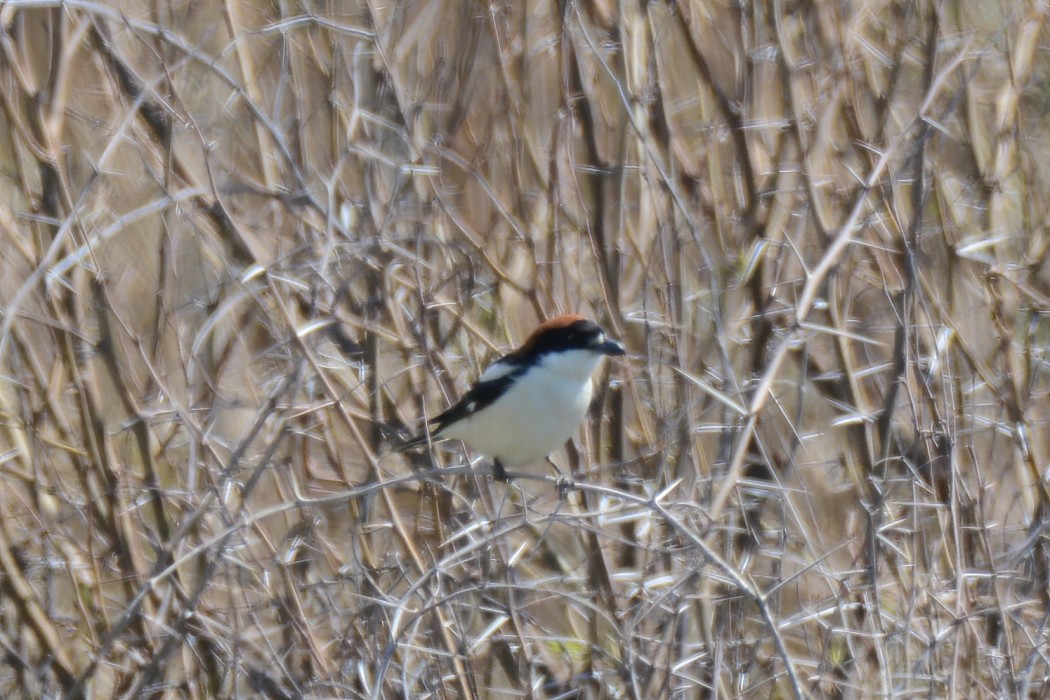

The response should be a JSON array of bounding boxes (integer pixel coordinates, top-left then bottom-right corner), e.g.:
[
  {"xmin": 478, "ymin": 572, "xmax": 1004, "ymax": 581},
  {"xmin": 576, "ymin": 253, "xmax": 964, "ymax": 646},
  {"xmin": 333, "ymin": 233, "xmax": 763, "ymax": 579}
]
[{"xmin": 1, "ymin": 0, "xmax": 1049, "ymax": 697}]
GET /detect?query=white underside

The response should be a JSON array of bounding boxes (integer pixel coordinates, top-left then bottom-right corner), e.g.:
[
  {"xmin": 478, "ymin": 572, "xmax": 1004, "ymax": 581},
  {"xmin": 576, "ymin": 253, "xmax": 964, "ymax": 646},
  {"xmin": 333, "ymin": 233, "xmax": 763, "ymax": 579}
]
[{"xmin": 438, "ymin": 349, "xmax": 603, "ymax": 468}]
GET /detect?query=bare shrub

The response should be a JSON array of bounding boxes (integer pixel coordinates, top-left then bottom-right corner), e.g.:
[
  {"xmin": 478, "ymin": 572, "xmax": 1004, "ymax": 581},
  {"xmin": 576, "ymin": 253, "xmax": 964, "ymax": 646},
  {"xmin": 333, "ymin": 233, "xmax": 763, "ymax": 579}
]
[{"xmin": 0, "ymin": 1, "xmax": 1048, "ymax": 697}]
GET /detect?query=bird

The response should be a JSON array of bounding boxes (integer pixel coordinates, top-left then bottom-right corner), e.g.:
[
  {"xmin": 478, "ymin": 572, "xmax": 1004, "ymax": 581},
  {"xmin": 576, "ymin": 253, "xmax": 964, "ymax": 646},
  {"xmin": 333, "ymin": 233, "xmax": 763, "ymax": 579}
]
[{"xmin": 396, "ymin": 314, "xmax": 626, "ymax": 480}]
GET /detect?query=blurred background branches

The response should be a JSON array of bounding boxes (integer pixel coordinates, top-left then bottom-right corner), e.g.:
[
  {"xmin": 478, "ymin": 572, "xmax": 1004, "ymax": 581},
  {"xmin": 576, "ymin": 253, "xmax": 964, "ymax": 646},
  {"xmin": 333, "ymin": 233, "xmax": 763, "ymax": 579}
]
[{"xmin": 0, "ymin": 0, "xmax": 1049, "ymax": 697}]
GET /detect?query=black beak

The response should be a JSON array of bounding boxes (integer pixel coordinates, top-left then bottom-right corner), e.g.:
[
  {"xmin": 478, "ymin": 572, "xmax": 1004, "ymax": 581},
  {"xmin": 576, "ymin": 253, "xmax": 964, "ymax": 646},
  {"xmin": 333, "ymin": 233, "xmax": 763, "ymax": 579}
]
[{"xmin": 596, "ymin": 338, "xmax": 626, "ymax": 357}]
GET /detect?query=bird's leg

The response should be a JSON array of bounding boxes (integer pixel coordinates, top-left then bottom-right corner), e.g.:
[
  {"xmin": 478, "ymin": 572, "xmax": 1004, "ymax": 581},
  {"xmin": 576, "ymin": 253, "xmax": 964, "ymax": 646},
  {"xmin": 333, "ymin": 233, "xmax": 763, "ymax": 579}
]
[
  {"xmin": 546, "ymin": 456, "xmax": 575, "ymax": 500},
  {"xmin": 492, "ymin": 460, "xmax": 509, "ymax": 482}
]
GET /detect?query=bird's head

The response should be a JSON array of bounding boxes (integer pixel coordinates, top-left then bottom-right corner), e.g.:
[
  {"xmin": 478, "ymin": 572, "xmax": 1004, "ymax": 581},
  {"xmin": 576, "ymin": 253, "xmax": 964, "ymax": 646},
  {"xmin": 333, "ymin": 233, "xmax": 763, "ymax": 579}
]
[{"xmin": 499, "ymin": 314, "xmax": 625, "ymax": 381}]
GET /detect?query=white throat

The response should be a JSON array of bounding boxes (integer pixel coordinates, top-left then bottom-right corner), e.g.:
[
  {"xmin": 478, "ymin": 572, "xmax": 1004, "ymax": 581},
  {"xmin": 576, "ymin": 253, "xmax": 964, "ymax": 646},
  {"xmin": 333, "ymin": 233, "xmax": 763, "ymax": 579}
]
[{"xmin": 536, "ymin": 348, "xmax": 604, "ymax": 382}]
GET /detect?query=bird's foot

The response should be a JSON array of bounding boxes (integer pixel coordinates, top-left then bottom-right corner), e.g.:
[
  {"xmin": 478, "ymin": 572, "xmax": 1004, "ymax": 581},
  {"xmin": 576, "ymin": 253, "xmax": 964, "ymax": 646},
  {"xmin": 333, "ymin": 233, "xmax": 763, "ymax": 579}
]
[
  {"xmin": 555, "ymin": 476, "xmax": 575, "ymax": 500},
  {"xmin": 546, "ymin": 457, "xmax": 577, "ymax": 499}
]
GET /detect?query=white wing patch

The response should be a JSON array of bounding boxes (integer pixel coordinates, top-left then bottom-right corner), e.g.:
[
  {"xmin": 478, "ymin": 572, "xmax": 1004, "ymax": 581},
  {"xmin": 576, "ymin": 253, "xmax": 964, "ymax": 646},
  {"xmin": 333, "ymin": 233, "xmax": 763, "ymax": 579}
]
[{"xmin": 479, "ymin": 359, "xmax": 518, "ymax": 382}]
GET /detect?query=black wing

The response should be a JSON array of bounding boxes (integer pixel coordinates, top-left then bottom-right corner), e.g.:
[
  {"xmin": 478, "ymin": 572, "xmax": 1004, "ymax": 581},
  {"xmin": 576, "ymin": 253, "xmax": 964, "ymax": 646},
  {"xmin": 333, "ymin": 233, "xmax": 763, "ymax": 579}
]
[{"xmin": 395, "ymin": 370, "xmax": 520, "ymax": 452}]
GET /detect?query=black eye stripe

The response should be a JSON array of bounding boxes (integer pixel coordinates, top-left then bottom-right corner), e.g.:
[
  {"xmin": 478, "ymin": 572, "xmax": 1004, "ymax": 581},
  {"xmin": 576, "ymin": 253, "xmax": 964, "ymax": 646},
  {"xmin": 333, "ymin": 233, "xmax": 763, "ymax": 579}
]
[{"xmin": 512, "ymin": 319, "xmax": 604, "ymax": 359}]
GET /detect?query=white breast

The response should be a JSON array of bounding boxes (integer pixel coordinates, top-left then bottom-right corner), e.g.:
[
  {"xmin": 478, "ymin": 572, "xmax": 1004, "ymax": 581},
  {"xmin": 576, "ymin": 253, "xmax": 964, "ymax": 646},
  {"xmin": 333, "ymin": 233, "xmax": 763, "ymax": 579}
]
[{"xmin": 439, "ymin": 349, "xmax": 603, "ymax": 468}]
